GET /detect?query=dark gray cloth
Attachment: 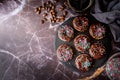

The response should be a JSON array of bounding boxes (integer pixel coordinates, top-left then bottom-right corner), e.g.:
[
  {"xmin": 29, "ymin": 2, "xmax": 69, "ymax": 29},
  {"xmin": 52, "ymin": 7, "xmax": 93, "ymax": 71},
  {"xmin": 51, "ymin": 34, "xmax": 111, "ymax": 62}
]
[{"xmin": 90, "ymin": 0, "xmax": 120, "ymax": 42}]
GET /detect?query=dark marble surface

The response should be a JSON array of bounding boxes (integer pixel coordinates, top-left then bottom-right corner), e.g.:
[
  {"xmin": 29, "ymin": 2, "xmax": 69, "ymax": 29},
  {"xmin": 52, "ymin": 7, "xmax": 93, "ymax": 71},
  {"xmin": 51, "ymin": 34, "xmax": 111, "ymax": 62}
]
[{"xmin": 0, "ymin": 0, "xmax": 110, "ymax": 80}]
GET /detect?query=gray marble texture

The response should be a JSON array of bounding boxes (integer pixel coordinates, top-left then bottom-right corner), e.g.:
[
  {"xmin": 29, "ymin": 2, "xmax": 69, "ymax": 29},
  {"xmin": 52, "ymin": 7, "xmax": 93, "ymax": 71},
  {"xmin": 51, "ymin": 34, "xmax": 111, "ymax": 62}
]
[{"xmin": 0, "ymin": 0, "xmax": 110, "ymax": 80}]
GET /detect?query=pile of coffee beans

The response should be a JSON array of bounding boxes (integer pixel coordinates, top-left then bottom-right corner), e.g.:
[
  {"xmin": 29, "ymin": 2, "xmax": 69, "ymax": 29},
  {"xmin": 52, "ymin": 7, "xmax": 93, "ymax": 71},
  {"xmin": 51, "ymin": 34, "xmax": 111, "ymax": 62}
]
[{"xmin": 34, "ymin": 0, "xmax": 69, "ymax": 24}]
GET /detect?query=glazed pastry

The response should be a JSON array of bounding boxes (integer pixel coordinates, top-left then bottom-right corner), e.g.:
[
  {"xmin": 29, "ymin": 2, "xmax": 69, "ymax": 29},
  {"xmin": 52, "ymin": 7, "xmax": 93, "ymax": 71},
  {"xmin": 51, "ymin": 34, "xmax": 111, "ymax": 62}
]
[
  {"xmin": 89, "ymin": 23, "xmax": 105, "ymax": 40},
  {"xmin": 74, "ymin": 34, "xmax": 90, "ymax": 53},
  {"xmin": 73, "ymin": 16, "xmax": 89, "ymax": 32},
  {"xmin": 89, "ymin": 43, "xmax": 105, "ymax": 59},
  {"xmin": 57, "ymin": 44, "xmax": 73, "ymax": 62},
  {"xmin": 58, "ymin": 25, "xmax": 74, "ymax": 42},
  {"xmin": 106, "ymin": 58, "xmax": 120, "ymax": 80},
  {"xmin": 75, "ymin": 54, "xmax": 93, "ymax": 72}
]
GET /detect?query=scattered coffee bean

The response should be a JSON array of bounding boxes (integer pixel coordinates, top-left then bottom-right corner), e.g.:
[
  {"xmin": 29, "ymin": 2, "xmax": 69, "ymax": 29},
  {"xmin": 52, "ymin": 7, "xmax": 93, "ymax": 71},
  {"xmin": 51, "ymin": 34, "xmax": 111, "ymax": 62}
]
[
  {"xmin": 43, "ymin": 3, "xmax": 46, "ymax": 7},
  {"xmin": 42, "ymin": 13, "xmax": 47, "ymax": 17},
  {"xmin": 52, "ymin": 14, "xmax": 56, "ymax": 18},
  {"xmin": 36, "ymin": 11, "xmax": 41, "ymax": 14},
  {"xmin": 52, "ymin": 12, "xmax": 56, "ymax": 15},
  {"xmin": 49, "ymin": 3, "xmax": 53, "ymax": 7},
  {"xmin": 50, "ymin": 18, "xmax": 56, "ymax": 23},
  {"xmin": 47, "ymin": 7, "xmax": 51, "ymax": 12},
  {"xmin": 54, "ymin": 17, "xmax": 57, "ymax": 20},
  {"xmin": 60, "ymin": 18, "xmax": 64, "ymax": 22},
  {"xmin": 44, "ymin": 18, "xmax": 47, "ymax": 21},
  {"xmin": 34, "ymin": 8, "xmax": 39, "ymax": 12},
  {"xmin": 46, "ymin": 1, "xmax": 51, "ymax": 5},
  {"xmin": 63, "ymin": 11, "xmax": 68, "ymax": 16},
  {"xmin": 51, "ymin": 6, "xmax": 55, "ymax": 10},
  {"xmin": 42, "ymin": 7, "xmax": 45, "ymax": 10},
  {"xmin": 53, "ymin": 0, "xmax": 58, "ymax": 4},
  {"xmin": 59, "ymin": 16, "xmax": 65, "ymax": 22},
  {"xmin": 56, "ymin": 18, "xmax": 59, "ymax": 22},
  {"xmin": 38, "ymin": 6, "xmax": 42, "ymax": 11},
  {"xmin": 41, "ymin": 20, "xmax": 45, "ymax": 24},
  {"xmin": 59, "ymin": 5, "xmax": 64, "ymax": 11},
  {"xmin": 50, "ymin": 10, "xmax": 56, "ymax": 15}
]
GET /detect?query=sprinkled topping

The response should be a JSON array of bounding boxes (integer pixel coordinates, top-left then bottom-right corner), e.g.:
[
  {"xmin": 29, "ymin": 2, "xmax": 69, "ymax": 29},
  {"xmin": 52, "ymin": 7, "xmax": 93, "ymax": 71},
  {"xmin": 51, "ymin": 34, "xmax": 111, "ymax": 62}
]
[
  {"xmin": 59, "ymin": 25, "xmax": 74, "ymax": 37},
  {"xmin": 106, "ymin": 58, "xmax": 120, "ymax": 80},
  {"xmin": 57, "ymin": 44, "xmax": 73, "ymax": 62},
  {"xmin": 82, "ymin": 60, "xmax": 91, "ymax": 69},
  {"xmin": 58, "ymin": 25, "xmax": 74, "ymax": 42},
  {"xmin": 75, "ymin": 54, "xmax": 92, "ymax": 72},
  {"xmin": 89, "ymin": 43, "xmax": 105, "ymax": 59},
  {"xmin": 73, "ymin": 16, "xmax": 88, "ymax": 32},
  {"xmin": 94, "ymin": 24, "xmax": 105, "ymax": 37},
  {"xmin": 89, "ymin": 23, "xmax": 105, "ymax": 39},
  {"xmin": 78, "ymin": 38, "xmax": 90, "ymax": 49},
  {"xmin": 74, "ymin": 34, "xmax": 90, "ymax": 52}
]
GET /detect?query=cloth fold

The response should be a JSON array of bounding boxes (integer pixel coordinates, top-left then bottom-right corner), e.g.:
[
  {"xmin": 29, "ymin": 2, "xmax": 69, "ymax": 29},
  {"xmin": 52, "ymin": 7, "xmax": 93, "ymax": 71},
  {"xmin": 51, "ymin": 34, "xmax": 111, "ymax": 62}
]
[{"xmin": 90, "ymin": 0, "xmax": 120, "ymax": 42}]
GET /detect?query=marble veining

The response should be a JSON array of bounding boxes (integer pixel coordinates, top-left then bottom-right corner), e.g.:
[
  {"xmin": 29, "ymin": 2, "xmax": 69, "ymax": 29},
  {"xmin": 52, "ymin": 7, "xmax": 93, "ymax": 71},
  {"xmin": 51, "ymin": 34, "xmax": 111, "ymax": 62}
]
[{"xmin": 0, "ymin": 0, "xmax": 110, "ymax": 80}]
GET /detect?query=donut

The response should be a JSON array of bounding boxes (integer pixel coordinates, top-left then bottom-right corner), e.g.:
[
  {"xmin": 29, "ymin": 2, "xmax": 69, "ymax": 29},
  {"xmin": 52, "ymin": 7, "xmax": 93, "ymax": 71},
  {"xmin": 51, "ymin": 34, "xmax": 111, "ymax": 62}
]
[
  {"xmin": 58, "ymin": 25, "xmax": 74, "ymax": 42},
  {"xmin": 57, "ymin": 44, "xmax": 73, "ymax": 62},
  {"xmin": 89, "ymin": 23, "xmax": 105, "ymax": 40},
  {"xmin": 89, "ymin": 43, "xmax": 105, "ymax": 59},
  {"xmin": 106, "ymin": 57, "xmax": 120, "ymax": 80},
  {"xmin": 74, "ymin": 34, "xmax": 90, "ymax": 53},
  {"xmin": 75, "ymin": 54, "xmax": 93, "ymax": 72},
  {"xmin": 73, "ymin": 16, "xmax": 89, "ymax": 32}
]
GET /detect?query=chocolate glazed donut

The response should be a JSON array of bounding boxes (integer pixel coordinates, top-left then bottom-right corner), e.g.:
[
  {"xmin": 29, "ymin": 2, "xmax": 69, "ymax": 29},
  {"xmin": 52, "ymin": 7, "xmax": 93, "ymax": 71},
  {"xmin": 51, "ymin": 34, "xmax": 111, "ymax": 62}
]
[
  {"xmin": 73, "ymin": 16, "xmax": 89, "ymax": 32},
  {"xmin": 89, "ymin": 23, "xmax": 105, "ymax": 40},
  {"xmin": 58, "ymin": 25, "xmax": 74, "ymax": 42},
  {"xmin": 75, "ymin": 54, "xmax": 93, "ymax": 72},
  {"xmin": 74, "ymin": 34, "xmax": 90, "ymax": 53},
  {"xmin": 89, "ymin": 43, "xmax": 106, "ymax": 59},
  {"xmin": 57, "ymin": 44, "xmax": 73, "ymax": 62}
]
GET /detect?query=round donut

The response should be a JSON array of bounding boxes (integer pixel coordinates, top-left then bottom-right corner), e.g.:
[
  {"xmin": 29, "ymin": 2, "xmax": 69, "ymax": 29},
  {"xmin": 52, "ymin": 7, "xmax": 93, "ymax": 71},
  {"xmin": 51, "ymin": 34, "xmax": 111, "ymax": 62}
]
[
  {"xmin": 89, "ymin": 43, "xmax": 106, "ymax": 59},
  {"xmin": 89, "ymin": 23, "xmax": 105, "ymax": 40},
  {"xmin": 74, "ymin": 34, "xmax": 90, "ymax": 53},
  {"xmin": 73, "ymin": 16, "xmax": 89, "ymax": 32},
  {"xmin": 75, "ymin": 54, "xmax": 93, "ymax": 72},
  {"xmin": 57, "ymin": 44, "xmax": 73, "ymax": 62},
  {"xmin": 106, "ymin": 57, "xmax": 120, "ymax": 80},
  {"xmin": 58, "ymin": 25, "xmax": 74, "ymax": 42}
]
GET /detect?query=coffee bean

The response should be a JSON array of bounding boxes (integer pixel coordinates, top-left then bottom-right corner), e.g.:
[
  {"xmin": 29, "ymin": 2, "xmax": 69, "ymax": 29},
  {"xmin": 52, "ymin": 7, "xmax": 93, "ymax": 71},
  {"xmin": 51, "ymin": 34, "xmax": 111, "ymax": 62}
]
[
  {"xmin": 59, "ymin": 6, "xmax": 64, "ymax": 11},
  {"xmin": 47, "ymin": 7, "xmax": 51, "ymax": 12},
  {"xmin": 59, "ymin": 16, "xmax": 65, "ymax": 22},
  {"xmin": 43, "ymin": 3, "xmax": 46, "ymax": 7},
  {"xmin": 51, "ymin": 6, "xmax": 55, "ymax": 10},
  {"xmin": 46, "ymin": 1, "xmax": 51, "ymax": 5},
  {"xmin": 50, "ymin": 10, "xmax": 56, "ymax": 15},
  {"xmin": 34, "ymin": 8, "xmax": 39, "ymax": 12},
  {"xmin": 52, "ymin": 14, "xmax": 56, "ymax": 18},
  {"xmin": 36, "ymin": 11, "xmax": 41, "ymax": 14},
  {"xmin": 53, "ymin": 0, "xmax": 58, "ymax": 4},
  {"xmin": 49, "ymin": 3, "xmax": 53, "ymax": 7},
  {"xmin": 42, "ymin": 13, "xmax": 47, "ymax": 17},
  {"xmin": 52, "ymin": 20, "xmax": 56, "ymax": 23},
  {"xmin": 44, "ymin": 18, "xmax": 47, "ymax": 21},
  {"xmin": 56, "ymin": 18, "xmax": 60, "ymax": 22},
  {"xmin": 41, "ymin": 20, "xmax": 45, "ymax": 24},
  {"xmin": 35, "ymin": 0, "xmax": 68, "ymax": 24},
  {"xmin": 63, "ymin": 11, "xmax": 68, "ymax": 16},
  {"xmin": 42, "ymin": 7, "xmax": 45, "ymax": 10}
]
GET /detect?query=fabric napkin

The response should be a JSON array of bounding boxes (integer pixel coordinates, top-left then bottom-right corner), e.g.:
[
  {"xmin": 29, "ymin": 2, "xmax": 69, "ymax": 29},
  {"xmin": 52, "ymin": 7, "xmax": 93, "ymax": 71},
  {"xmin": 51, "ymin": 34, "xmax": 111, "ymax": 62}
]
[{"xmin": 90, "ymin": 0, "xmax": 120, "ymax": 42}]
